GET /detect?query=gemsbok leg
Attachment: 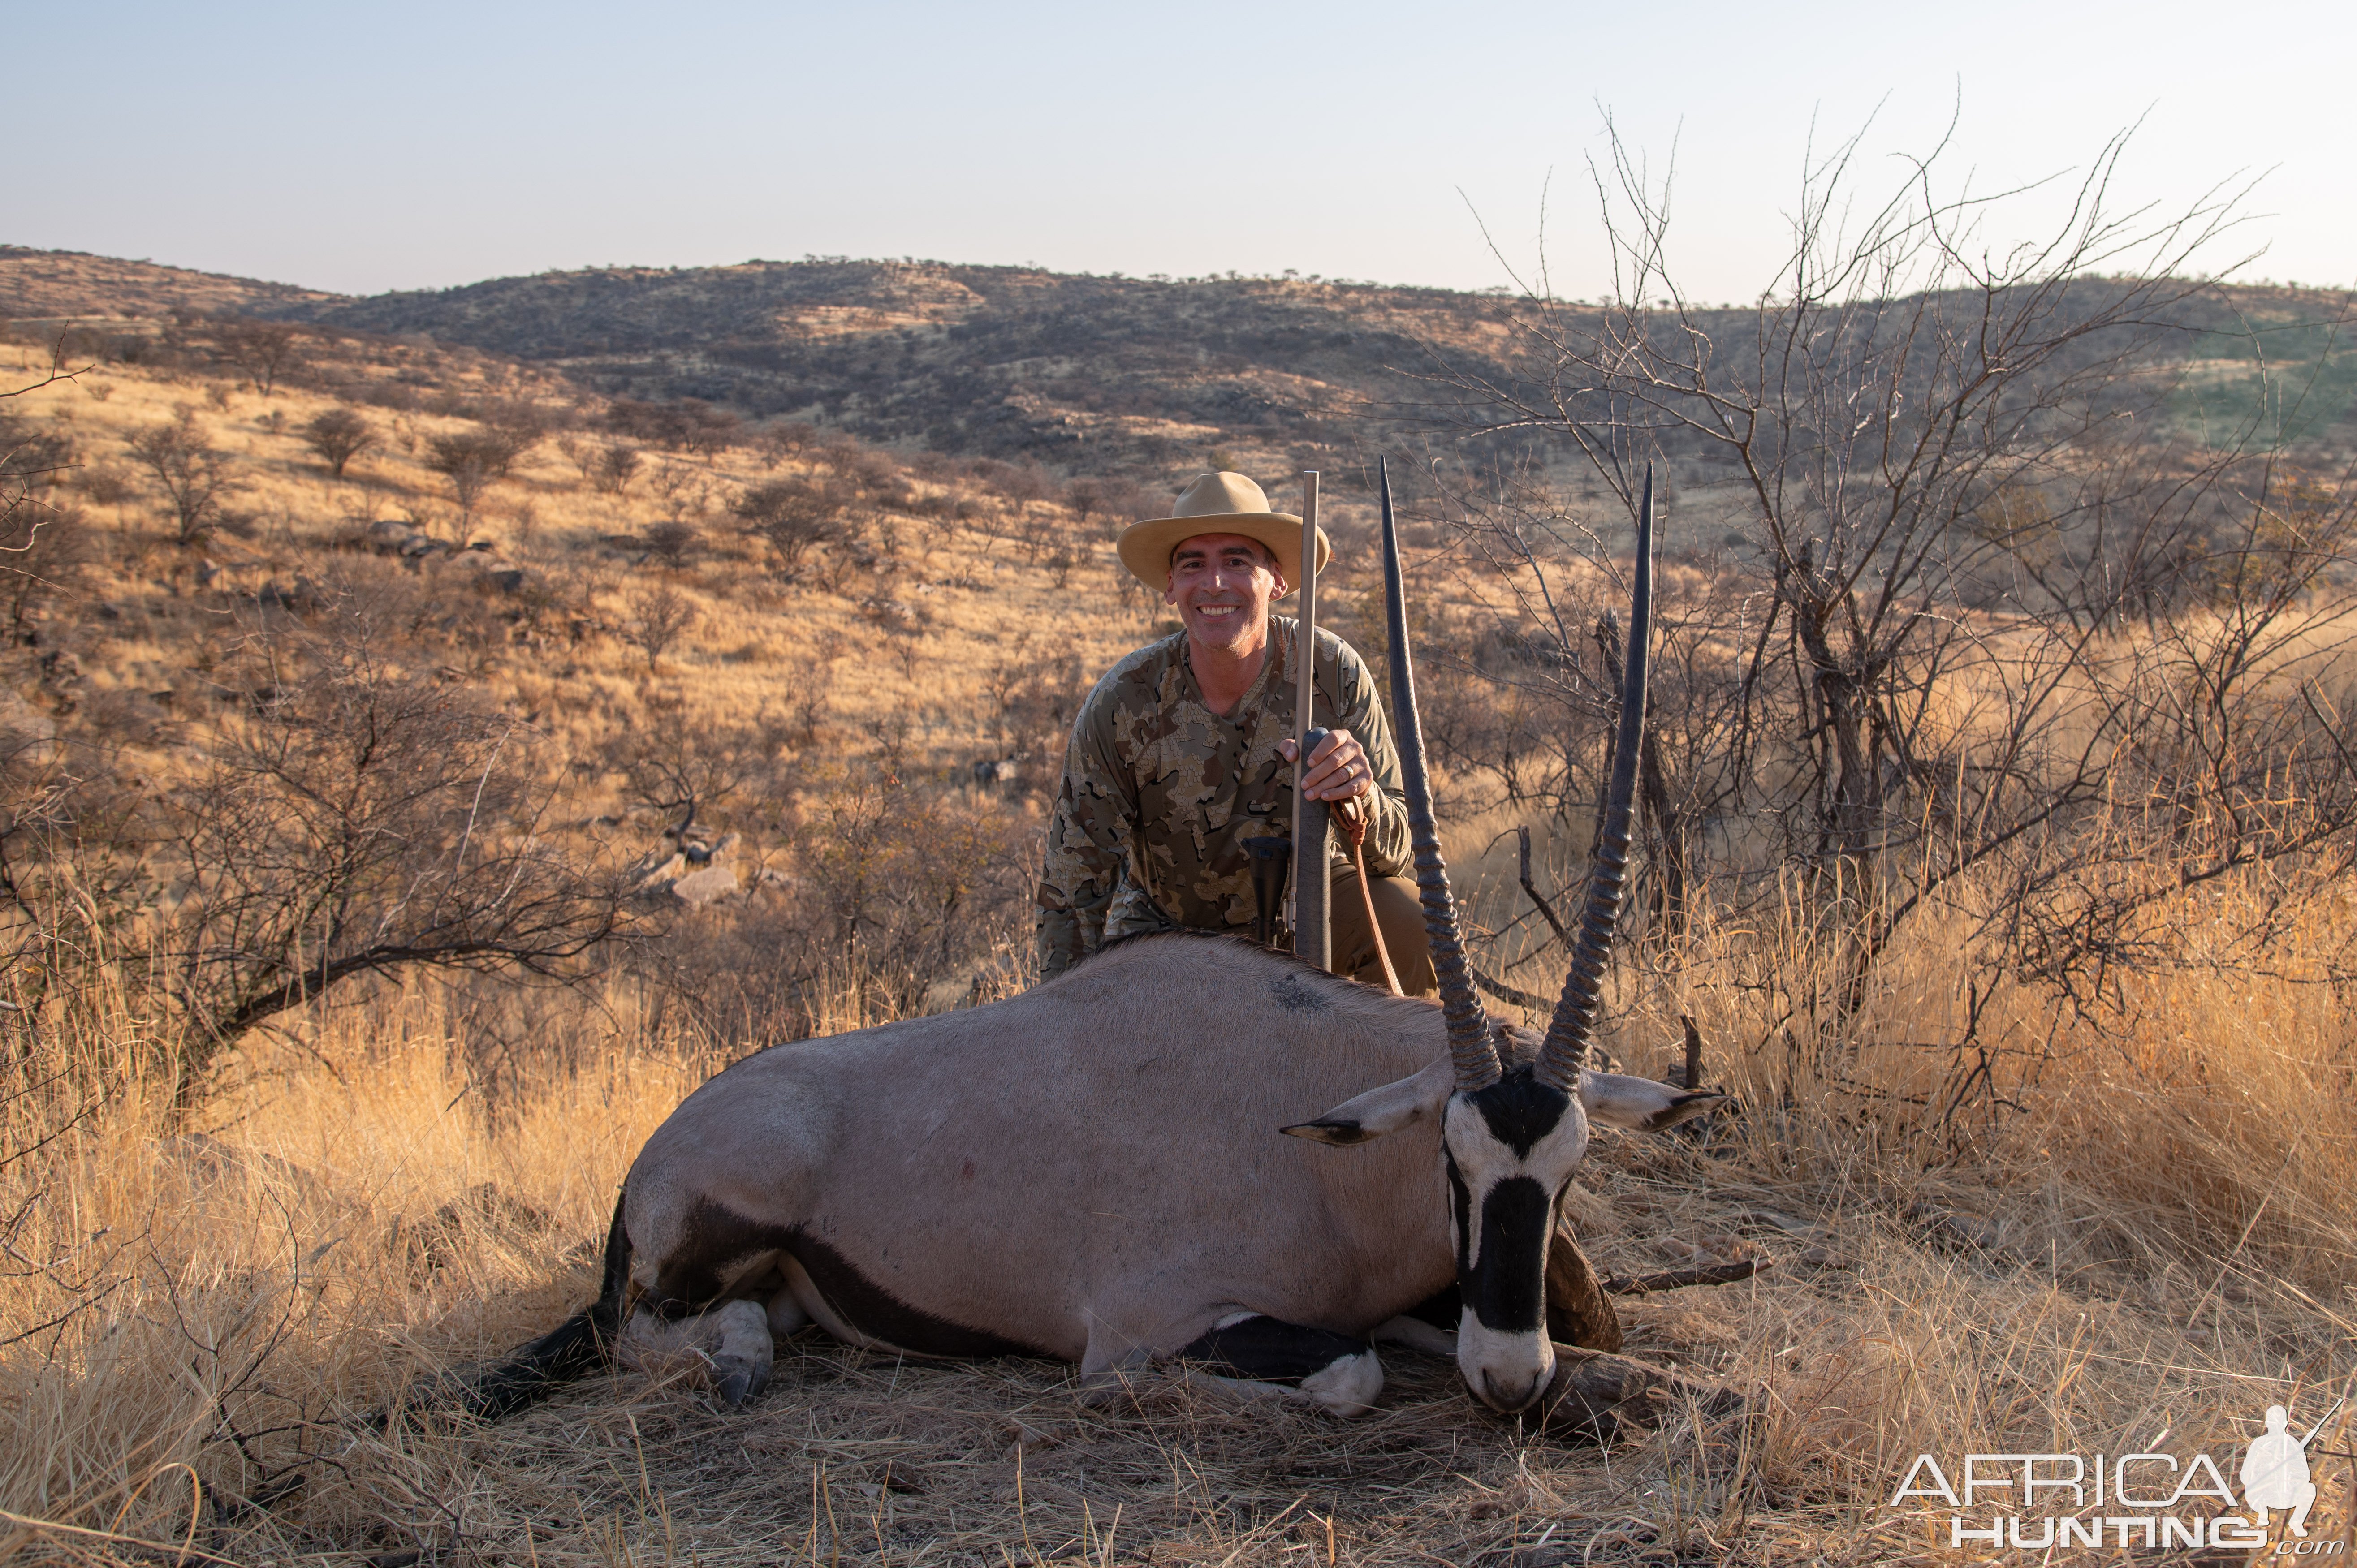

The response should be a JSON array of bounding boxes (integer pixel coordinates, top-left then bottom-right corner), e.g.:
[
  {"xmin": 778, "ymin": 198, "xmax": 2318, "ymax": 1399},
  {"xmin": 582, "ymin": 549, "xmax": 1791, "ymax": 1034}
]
[
  {"xmin": 1170, "ymin": 1313, "xmax": 1385, "ymax": 1416},
  {"xmin": 617, "ymin": 1298, "xmax": 777, "ymax": 1406}
]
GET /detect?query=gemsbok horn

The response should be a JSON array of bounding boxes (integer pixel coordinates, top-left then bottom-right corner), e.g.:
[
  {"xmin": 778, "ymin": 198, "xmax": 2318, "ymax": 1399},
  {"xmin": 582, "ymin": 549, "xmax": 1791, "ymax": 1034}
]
[
  {"xmin": 1536, "ymin": 464, "xmax": 1657, "ymax": 1089},
  {"xmin": 1377, "ymin": 457, "xmax": 1499, "ymax": 1090}
]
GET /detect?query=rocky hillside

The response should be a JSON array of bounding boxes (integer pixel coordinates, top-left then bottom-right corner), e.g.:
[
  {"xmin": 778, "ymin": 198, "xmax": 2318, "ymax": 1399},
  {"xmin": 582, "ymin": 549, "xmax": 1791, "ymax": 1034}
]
[
  {"xmin": 1, "ymin": 250, "xmax": 1521, "ymax": 474},
  {"xmin": 0, "ymin": 245, "xmax": 338, "ymax": 322},
  {"xmin": 276, "ymin": 260, "xmax": 1543, "ymax": 470},
  {"xmin": 13, "ymin": 247, "xmax": 2357, "ymax": 476}
]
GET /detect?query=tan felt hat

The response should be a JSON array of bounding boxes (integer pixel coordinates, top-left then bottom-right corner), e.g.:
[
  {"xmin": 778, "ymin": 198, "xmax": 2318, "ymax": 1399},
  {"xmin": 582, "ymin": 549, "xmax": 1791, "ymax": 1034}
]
[{"xmin": 1116, "ymin": 471, "xmax": 1333, "ymax": 593}]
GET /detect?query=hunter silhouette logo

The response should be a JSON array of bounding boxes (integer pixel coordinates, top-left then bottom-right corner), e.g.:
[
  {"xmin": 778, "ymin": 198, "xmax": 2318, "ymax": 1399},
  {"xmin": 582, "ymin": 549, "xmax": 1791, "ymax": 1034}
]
[
  {"xmin": 2244, "ymin": 1402, "xmax": 2336, "ymax": 1538},
  {"xmin": 1890, "ymin": 1396, "xmax": 2347, "ymax": 1552}
]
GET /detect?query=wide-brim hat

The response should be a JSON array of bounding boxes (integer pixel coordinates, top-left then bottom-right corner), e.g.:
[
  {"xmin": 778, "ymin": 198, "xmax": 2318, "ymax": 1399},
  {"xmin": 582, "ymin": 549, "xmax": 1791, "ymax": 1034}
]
[{"xmin": 1116, "ymin": 471, "xmax": 1332, "ymax": 593}]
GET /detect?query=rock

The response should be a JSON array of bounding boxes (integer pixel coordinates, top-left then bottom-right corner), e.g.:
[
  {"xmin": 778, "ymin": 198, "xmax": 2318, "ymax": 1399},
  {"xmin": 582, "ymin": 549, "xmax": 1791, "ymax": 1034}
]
[
  {"xmin": 630, "ymin": 849, "xmax": 689, "ymax": 896},
  {"xmin": 449, "ymin": 552, "xmax": 527, "ymax": 593},
  {"xmin": 0, "ymin": 687, "xmax": 58, "ymax": 762},
  {"xmin": 259, "ymin": 576, "xmax": 325, "ymax": 616},
  {"xmin": 635, "ymin": 831, "xmax": 754, "ymax": 905},
  {"xmin": 364, "ymin": 518, "xmax": 427, "ymax": 554},
  {"xmin": 670, "ymin": 863, "xmax": 743, "ymax": 908},
  {"xmin": 681, "ymin": 831, "xmax": 739, "ymax": 867}
]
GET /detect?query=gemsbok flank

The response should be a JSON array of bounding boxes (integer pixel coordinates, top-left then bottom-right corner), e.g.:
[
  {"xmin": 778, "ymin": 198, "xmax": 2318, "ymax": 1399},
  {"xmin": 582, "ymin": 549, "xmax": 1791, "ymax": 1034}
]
[{"xmin": 464, "ymin": 462, "xmax": 1714, "ymax": 1423}]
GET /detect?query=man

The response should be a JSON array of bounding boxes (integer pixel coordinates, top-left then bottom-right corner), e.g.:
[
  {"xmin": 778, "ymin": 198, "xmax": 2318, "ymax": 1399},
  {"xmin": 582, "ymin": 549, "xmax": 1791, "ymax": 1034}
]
[{"xmin": 1036, "ymin": 471, "xmax": 1435, "ymax": 992}]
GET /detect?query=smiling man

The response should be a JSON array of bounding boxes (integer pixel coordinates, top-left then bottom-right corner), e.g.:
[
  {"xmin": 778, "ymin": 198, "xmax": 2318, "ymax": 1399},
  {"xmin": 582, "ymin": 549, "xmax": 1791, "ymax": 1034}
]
[{"xmin": 1035, "ymin": 471, "xmax": 1436, "ymax": 993}]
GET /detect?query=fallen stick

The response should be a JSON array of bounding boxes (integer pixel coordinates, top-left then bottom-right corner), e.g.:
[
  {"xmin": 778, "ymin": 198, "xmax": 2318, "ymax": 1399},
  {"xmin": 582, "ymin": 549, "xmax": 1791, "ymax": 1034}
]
[
  {"xmin": 1473, "ymin": 968, "xmax": 1550, "ymax": 1009},
  {"xmin": 1601, "ymin": 1256, "xmax": 1772, "ymax": 1295}
]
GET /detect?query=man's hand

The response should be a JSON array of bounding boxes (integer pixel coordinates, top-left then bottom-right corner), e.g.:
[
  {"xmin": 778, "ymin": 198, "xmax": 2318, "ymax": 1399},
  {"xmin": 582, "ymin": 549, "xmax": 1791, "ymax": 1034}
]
[{"xmin": 1279, "ymin": 728, "xmax": 1375, "ymax": 803}]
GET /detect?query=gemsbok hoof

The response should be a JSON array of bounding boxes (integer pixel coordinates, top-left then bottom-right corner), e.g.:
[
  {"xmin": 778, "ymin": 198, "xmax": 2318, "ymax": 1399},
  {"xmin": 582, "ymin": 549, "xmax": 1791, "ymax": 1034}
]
[{"xmin": 716, "ymin": 1365, "xmax": 768, "ymax": 1407}]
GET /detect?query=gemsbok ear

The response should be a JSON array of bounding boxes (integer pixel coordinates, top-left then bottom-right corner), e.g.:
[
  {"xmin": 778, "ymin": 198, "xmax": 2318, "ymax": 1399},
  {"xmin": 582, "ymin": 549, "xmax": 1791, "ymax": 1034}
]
[
  {"xmin": 1579, "ymin": 1071, "xmax": 1724, "ymax": 1133},
  {"xmin": 1283, "ymin": 1058, "xmax": 1454, "ymax": 1146}
]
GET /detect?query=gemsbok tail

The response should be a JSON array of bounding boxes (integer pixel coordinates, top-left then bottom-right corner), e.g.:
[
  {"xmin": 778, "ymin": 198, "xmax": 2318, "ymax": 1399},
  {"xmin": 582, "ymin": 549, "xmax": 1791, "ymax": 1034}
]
[{"xmin": 454, "ymin": 1190, "xmax": 633, "ymax": 1421}]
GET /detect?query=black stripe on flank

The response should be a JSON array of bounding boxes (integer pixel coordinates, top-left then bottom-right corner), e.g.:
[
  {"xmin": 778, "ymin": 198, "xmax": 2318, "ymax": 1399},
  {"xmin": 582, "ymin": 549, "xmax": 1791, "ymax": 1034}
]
[
  {"xmin": 789, "ymin": 1231, "xmax": 1047, "ymax": 1359},
  {"xmin": 1464, "ymin": 1176, "xmax": 1552, "ymax": 1332},
  {"xmin": 656, "ymin": 1196, "xmax": 798, "ymax": 1307},
  {"xmin": 652, "ymin": 1198, "xmax": 1046, "ymax": 1359},
  {"xmin": 1463, "ymin": 1068, "xmax": 1573, "ymax": 1158},
  {"xmin": 1175, "ymin": 1315, "xmax": 1369, "ymax": 1384}
]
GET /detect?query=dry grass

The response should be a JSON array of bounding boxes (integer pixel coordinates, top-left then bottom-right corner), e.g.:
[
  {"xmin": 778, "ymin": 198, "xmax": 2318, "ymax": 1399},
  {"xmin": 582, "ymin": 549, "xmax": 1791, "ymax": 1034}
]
[
  {"xmin": 6, "ymin": 331, "xmax": 2355, "ymax": 1566},
  {"xmin": 5, "ymin": 872, "xmax": 2351, "ymax": 1566},
  {"xmin": 6, "ymin": 336, "xmax": 1158, "ymax": 801}
]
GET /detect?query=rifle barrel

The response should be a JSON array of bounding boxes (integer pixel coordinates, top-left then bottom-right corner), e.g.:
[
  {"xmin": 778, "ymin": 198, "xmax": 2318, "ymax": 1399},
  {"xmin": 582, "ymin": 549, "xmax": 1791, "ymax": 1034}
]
[{"xmin": 1292, "ymin": 470, "xmax": 1330, "ymax": 969}]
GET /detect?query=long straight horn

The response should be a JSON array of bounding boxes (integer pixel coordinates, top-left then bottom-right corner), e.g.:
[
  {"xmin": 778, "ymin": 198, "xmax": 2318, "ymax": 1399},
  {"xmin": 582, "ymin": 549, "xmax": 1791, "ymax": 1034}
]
[
  {"xmin": 1536, "ymin": 465, "xmax": 1657, "ymax": 1090},
  {"xmin": 1379, "ymin": 459, "xmax": 1499, "ymax": 1091}
]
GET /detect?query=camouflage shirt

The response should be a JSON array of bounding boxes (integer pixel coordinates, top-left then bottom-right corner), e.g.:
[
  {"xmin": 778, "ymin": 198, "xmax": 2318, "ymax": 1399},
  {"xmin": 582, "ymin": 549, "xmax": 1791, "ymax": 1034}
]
[{"xmin": 1035, "ymin": 616, "xmax": 1412, "ymax": 977}]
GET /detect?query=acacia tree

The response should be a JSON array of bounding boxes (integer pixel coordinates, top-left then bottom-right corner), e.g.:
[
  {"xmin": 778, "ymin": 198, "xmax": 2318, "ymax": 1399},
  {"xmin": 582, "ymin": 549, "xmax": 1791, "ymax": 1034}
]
[
  {"xmin": 161, "ymin": 607, "xmax": 634, "ymax": 1098},
  {"xmin": 1425, "ymin": 120, "xmax": 2357, "ymax": 1017},
  {"xmin": 609, "ymin": 709, "xmax": 794, "ymax": 841},
  {"xmin": 625, "ymin": 583, "xmax": 698, "ymax": 670},
  {"xmin": 425, "ymin": 430, "xmax": 505, "ymax": 529},
  {"xmin": 302, "ymin": 407, "xmax": 377, "ymax": 478},
  {"xmin": 3, "ymin": 361, "xmax": 88, "ymax": 633},
  {"xmin": 128, "ymin": 408, "xmax": 238, "ymax": 543},
  {"xmin": 215, "ymin": 319, "xmax": 303, "ymax": 396},
  {"xmin": 735, "ymin": 475, "xmax": 845, "ymax": 569},
  {"xmin": 597, "ymin": 442, "xmax": 641, "ymax": 495}
]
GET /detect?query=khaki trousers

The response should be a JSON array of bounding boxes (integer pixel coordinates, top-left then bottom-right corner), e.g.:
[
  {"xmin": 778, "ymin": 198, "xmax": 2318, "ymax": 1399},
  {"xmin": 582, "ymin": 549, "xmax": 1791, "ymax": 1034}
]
[{"xmin": 1327, "ymin": 864, "xmax": 1438, "ymax": 998}]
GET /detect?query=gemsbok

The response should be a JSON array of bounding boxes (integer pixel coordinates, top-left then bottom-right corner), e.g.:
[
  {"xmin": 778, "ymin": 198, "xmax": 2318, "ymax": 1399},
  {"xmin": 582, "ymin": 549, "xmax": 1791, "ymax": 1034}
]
[{"xmin": 466, "ymin": 463, "xmax": 1714, "ymax": 1424}]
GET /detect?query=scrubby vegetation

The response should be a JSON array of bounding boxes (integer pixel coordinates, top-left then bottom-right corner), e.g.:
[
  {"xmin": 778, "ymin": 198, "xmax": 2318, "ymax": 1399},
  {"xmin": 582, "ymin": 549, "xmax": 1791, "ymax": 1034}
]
[{"xmin": 1, "ymin": 216, "xmax": 2353, "ymax": 1565}]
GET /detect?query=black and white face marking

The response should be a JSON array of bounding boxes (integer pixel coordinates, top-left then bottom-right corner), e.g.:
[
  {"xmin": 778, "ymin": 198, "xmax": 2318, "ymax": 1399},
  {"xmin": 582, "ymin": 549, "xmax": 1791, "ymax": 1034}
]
[
  {"xmin": 1290, "ymin": 1059, "xmax": 1722, "ymax": 1415},
  {"xmin": 1438, "ymin": 1065, "xmax": 1589, "ymax": 1413}
]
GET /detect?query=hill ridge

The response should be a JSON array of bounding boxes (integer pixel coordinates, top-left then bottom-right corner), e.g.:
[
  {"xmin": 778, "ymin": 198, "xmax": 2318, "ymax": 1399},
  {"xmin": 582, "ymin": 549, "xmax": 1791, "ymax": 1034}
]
[{"xmin": 8, "ymin": 245, "xmax": 2353, "ymax": 467}]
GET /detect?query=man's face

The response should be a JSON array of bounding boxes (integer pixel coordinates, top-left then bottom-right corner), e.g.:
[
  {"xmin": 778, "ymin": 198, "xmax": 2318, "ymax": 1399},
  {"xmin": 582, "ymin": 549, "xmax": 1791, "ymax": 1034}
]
[{"xmin": 1166, "ymin": 532, "xmax": 1288, "ymax": 655}]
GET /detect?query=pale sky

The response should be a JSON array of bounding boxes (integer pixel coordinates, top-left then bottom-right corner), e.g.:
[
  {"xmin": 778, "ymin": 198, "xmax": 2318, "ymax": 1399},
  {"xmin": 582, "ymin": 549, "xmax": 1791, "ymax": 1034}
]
[{"xmin": 14, "ymin": 0, "xmax": 2351, "ymax": 302}]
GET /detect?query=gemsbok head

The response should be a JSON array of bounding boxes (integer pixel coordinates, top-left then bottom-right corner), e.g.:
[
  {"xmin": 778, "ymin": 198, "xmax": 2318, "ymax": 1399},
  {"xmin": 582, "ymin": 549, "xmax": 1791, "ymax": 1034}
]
[{"xmin": 1282, "ymin": 460, "xmax": 1667, "ymax": 1410}]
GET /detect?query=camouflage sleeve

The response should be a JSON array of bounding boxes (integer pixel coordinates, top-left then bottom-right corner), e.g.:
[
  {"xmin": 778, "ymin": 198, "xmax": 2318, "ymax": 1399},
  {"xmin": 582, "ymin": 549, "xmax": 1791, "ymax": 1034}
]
[
  {"xmin": 1034, "ymin": 689, "xmax": 1137, "ymax": 978},
  {"xmin": 1328, "ymin": 637, "xmax": 1412, "ymax": 879}
]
